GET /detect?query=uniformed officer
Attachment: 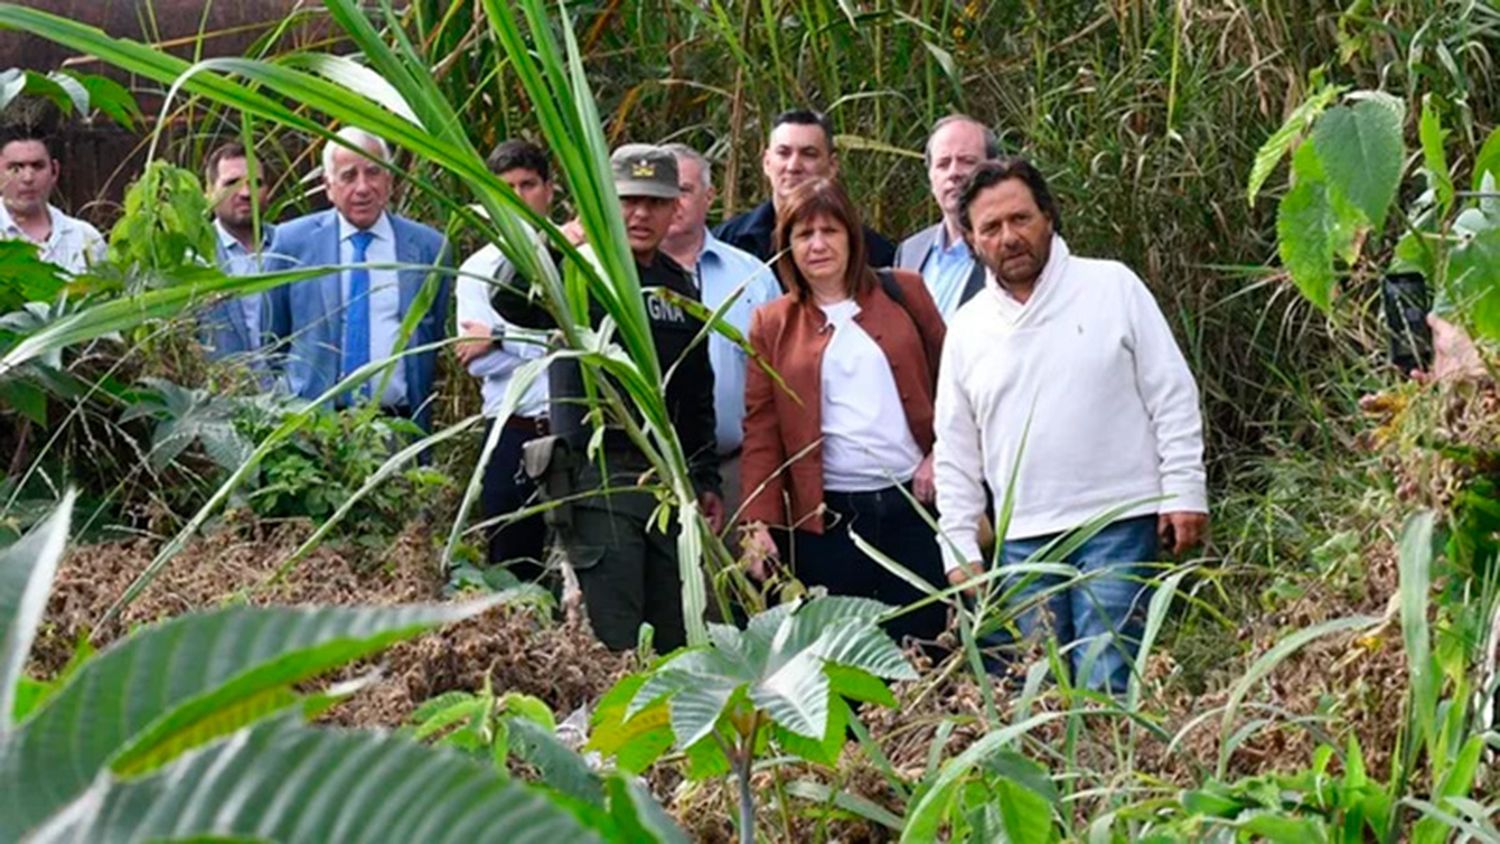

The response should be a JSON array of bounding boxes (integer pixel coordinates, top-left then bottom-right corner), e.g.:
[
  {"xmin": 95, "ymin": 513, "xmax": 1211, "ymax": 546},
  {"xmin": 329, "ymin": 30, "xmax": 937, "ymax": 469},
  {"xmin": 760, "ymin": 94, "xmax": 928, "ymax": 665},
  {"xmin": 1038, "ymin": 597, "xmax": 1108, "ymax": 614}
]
[{"xmin": 496, "ymin": 144, "xmax": 721, "ymax": 653}]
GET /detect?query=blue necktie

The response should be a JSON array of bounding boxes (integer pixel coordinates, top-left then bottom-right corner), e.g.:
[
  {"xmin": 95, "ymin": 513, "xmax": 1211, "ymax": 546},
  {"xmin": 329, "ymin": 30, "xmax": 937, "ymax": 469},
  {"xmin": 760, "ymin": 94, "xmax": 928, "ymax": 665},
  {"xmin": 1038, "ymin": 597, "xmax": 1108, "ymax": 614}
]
[{"xmin": 342, "ymin": 230, "xmax": 376, "ymax": 396}]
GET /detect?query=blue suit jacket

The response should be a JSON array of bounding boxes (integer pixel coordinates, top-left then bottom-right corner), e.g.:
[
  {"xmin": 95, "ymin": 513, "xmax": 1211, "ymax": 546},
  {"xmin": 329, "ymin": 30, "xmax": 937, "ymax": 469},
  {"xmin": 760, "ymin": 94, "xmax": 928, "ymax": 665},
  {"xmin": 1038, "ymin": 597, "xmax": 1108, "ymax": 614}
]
[
  {"xmin": 265, "ymin": 209, "xmax": 451, "ymax": 430},
  {"xmin": 201, "ymin": 223, "xmax": 277, "ymax": 362}
]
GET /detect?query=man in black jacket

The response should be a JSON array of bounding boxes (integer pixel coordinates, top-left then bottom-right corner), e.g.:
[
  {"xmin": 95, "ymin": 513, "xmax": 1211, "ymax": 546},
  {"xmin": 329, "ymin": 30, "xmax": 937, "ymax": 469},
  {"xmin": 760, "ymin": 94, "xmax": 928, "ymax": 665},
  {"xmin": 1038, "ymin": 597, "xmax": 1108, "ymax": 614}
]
[
  {"xmin": 713, "ymin": 109, "xmax": 896, "ymax": 270},
  {"xmin": 493, "ymin": 144, "xmax": 721, "ymax": 653}
]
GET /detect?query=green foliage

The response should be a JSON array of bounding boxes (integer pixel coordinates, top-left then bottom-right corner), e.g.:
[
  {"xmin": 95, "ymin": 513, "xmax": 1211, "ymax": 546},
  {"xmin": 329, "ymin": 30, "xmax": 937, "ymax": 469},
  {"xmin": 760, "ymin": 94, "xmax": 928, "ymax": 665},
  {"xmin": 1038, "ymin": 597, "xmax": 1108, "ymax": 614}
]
[
  {"xmin": 120, "ymin": 377, "xmax": 254, "ymax": 473},
  {"xmin": 593, "ymin": 596, "xmax": 913, "ymax": 842},
  {"xmin": 1113, "ymin": 742, "xmax": 1390, "ymax": 841},
  {"xmin": 105, "ymin": 161, "xmax": 218, "ymax": 284},
  {"xmin": 1310, "ymin": 96, "xmax": 1406, "ymax": 234},
  {"xmin": 0, "ymin": 66, "xmax": 141, "ymax": 129},
  {"xmin": 1264, "ymin": 91, "xmax": 1407, "ymax": 313},
  {"xmin": 0, "ymin": 494, "xmax": 672, "ymax": 841},
  {"xmin": 242, "ymin": 403, "xmax": 448, "ymax": 534},
  {"xmin": 0, "ymin": 242, "xmax": 67, "ymax": 314}
]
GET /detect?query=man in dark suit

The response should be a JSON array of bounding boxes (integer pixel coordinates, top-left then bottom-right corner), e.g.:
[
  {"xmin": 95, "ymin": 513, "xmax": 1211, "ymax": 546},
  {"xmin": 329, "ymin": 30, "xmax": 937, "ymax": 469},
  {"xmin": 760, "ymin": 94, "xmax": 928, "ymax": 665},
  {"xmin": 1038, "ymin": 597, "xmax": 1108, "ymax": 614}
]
[
  {"xmin": 266, "ymin": 127, "xmax": 451, "ymax": 430},
  {"xmin": 200, "ymin": 141, "xmax": 278, "ymax": 362},
  {"xmin": 713, "ymin": 108, "xmax": 895, "ymax": 269},
  {"xmin": 894, "ymin": 114, "xmax": 999, "ymax": 320}
]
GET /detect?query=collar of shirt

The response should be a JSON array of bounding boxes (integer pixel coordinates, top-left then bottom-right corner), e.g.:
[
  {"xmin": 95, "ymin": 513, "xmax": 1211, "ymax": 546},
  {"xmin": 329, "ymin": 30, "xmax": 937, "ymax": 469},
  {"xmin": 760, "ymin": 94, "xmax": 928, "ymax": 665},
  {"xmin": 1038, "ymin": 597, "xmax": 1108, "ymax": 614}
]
[
  {"xmin": 336, "ymin": 210, "xmax": 394, "ymax": 245},
  {"xmin": 214, "ymin": 217, "xmax": 275, "ymax": 254},
  {"xmin": 987, "ymin": 234, "xmax": 1070, "ymax": 318},
  {"xmin": 0, "ymin": 202, "xmax": 59, "ymax": 245}
]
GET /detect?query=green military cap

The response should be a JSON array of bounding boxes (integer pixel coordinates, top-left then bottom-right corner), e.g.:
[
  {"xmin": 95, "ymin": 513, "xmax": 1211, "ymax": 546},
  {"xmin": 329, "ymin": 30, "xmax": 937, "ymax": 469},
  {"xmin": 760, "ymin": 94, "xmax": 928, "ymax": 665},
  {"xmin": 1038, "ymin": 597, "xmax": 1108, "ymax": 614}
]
[{"xmin": 610, "ymin": 144, "xmax": 680, "ymax": 199}]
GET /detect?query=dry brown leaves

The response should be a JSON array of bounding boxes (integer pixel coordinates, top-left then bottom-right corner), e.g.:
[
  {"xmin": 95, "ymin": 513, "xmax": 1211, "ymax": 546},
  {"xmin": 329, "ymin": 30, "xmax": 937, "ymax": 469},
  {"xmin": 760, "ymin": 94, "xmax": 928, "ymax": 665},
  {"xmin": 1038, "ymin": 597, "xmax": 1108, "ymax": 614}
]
[{"xmin": 33, "ymin": 516, "xmax": 631, "ymax": 729}]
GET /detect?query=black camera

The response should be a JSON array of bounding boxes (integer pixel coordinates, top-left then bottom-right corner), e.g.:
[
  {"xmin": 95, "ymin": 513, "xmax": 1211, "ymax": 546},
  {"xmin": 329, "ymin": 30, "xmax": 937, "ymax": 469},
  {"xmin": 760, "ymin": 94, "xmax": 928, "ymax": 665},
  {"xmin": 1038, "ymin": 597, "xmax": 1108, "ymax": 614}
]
[{"xmin": 1381, "ymin": 271, "xmax": 1432, "ymax": 374}]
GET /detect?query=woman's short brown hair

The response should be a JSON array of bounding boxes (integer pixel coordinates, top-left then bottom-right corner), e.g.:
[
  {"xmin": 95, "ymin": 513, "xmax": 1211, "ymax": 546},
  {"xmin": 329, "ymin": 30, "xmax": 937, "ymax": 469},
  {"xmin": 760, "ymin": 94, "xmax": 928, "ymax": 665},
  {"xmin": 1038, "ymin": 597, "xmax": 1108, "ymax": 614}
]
[{"xmin": 772, "ymin": 178, "xmax": 874, "ymax": 301}]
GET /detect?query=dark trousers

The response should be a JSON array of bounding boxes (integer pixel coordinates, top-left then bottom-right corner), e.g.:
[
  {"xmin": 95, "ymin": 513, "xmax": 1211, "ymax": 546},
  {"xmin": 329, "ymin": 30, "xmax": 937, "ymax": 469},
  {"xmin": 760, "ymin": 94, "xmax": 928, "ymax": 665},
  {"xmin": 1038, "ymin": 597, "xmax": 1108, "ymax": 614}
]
[
  {"xmin": 556, "ymin": 453, "xmax": 686, "ymax": 653},
  {"xmin": 787, "ymin": 484, "xmax": 949, "ymax": 644},
  {"xmin": 480, "ymin": 419, "xmax": 547, "ymax": 581}
]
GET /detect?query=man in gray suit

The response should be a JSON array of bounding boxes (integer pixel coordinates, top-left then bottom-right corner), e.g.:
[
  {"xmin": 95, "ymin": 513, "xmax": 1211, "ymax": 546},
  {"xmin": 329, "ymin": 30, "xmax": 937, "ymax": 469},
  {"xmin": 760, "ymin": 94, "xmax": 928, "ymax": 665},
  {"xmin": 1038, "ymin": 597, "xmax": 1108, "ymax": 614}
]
[{"xmin": 894, "ymin": 115, "xmax": 999, "ymax": 320}]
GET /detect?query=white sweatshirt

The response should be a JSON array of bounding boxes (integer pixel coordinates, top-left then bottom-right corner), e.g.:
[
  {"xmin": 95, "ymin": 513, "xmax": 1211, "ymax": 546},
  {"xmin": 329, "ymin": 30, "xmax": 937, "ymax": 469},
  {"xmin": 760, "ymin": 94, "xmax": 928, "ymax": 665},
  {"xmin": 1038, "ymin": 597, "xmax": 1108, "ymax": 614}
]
[{"xmin": 933, "ymin": 236, "xmax": 1208, "ymax": 570}]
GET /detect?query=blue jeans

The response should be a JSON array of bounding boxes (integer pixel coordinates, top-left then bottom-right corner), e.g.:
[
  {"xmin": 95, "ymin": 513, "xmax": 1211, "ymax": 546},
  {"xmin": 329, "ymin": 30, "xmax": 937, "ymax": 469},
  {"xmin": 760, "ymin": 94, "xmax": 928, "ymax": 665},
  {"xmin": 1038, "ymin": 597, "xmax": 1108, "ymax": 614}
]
[{"xmin": 998, "ymin": 515, "xmax": 1158, "ymax": 693}]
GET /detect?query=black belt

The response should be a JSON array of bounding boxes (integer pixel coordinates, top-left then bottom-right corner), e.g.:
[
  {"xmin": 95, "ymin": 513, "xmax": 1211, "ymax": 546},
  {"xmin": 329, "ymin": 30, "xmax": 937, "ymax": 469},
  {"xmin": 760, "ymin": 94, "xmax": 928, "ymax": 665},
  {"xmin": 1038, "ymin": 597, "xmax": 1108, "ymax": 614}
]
[{"xmin": 503, "ymin": 414, "xmax": 550, "ymax": 437}]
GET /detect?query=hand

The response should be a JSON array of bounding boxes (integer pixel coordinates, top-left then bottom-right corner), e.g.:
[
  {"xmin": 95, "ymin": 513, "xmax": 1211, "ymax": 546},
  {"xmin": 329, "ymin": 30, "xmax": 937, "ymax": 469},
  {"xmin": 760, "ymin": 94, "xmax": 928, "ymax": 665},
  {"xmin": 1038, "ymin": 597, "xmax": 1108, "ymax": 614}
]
[
  {"xmin": 455, "ymin": 319, "xmax": 493, "ymax": 367},
  {"xmin": 946, "ymin": 561, "xmax": 984, "ymax": 599},
  {"xmin": 740, "ymin": 522, "xmax": 779, "ymax": 581},
  {"xmin": 1157, "ymin": 511, "xmax": 1208, "ymax": 556},
  {"xmin": 1411, "ymin": 313, "xmax": 1484, "ymax": 384},
  {"xmin": 560, "ymin": 217, "xmax": 587, "ymax": 246},
  {"xmin": 913, "ymin": 453, "xmax": 936, "ymax": 504},
  {"xmin": 699, "ymin": 491, "xmax": 725, "ymax": 534}
]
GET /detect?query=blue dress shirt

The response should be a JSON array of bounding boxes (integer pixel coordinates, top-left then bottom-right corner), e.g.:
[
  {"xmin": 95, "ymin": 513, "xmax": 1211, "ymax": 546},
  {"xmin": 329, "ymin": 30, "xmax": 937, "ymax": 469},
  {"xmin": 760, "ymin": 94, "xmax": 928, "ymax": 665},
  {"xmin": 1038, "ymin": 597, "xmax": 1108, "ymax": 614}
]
[
  {"xmin": 922, "ymin": 226, "xmax": 979, "ymax": 321},
  {"xmin": 691, "ymin": 231, "xmax": 781, "ymax": 454},
  {"xmin": 337, "ymin": 212, "xmax": 408, "ymax": 408}
]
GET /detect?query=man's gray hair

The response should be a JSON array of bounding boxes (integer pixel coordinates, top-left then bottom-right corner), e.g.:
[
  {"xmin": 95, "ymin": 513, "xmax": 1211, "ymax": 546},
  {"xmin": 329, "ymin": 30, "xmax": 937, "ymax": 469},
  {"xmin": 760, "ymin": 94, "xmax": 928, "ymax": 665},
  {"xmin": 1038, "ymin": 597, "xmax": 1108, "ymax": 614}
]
[
  {"xmin": 321, "ymin": 126, "xmax": 394, "ymax": 177},
  {"xmin": 661, "ymin": 142, "xmax": 711, "ymax": 189},
  {"xmin": 923, "ymin": 114, "xmax": 1000, "ymax": 167}
]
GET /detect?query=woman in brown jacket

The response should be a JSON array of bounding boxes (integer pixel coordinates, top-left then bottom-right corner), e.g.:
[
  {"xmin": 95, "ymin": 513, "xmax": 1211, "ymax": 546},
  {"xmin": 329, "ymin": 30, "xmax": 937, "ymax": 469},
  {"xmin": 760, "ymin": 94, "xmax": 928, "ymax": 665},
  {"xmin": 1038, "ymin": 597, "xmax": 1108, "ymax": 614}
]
[{"xmin": 739, "ymin": 178, "xmax": 950, "ymax": 643}]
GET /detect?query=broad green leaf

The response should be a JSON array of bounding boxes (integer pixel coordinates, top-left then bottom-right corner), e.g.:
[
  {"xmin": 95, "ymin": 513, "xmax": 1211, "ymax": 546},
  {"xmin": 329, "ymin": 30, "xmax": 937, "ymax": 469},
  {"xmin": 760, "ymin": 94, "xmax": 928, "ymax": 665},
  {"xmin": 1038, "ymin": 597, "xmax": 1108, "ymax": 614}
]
[
  {"xmin": 1398, "ymin": 512, "xmax": 1436, "ymax": 752},
  {"xmin": 1419, "ymin": 96, "xmax": 1455, "ymax": 215},
  {"xmin": 995, "ymin": 777, "xmax": 1059, "ymax": 844},
  {"xmin": 901, "ymin": 713, "xmax": 1066, "ymax": 843},
  {"xmin": 0, "ymin": 240, "xmax": 67, "ymax": 311},
  {"xmin": 506, "ymin": 716, "xmax": 604, "ymax": 806},
  {"xmin": 825, "ymin": 664, "xmax": 897, "ymax": 707},
  {"xmin": 27, "ymin": 719, "xmax": 603, "ymax": 844},
  {"xmin": 1238, "ymin": 812, "xmax": 1330, "ymax": 843},
  {"xmin": 0, "ymin": 598, "xmax": 504, "ymax": 839},
  {"xmin": 68, "ymin": 70, "xmax": 140, "ymax": 129},
  {"xmin": 0, "ymin": 492, "xmax": 73, "ymax": 731},
  {"xmin": 665, "ymin": 681, "xmax": 737, "ymax": 749},
  {"xmin": 1447, "ymin": 226, "xmax": 1500, "ymax": 341},
  {"xmin": 1277, "ymin": 144, "xmax": 1341, "ymax": 312},
  {"xmin": 805, "ymin": 619, "xmax": 917, "ymax": 681},
  {"xmin": 1311, "ymin": 96, "xmax": 1406, "ymax": 232},
  {"xmin": 589, "ymin": 674, "xmax": 675, "ymax": 774},
  {"xmin": 605, "ymin": 775, "xmax": 693, "ymax": 844},
  {"xmin": 750, "ymin": 649, "xmax": 830, "ymax": 739},
  {"xmin": 1247, "ymin": 82, "xmax": 1345, "ymax": 205},
  {"xmin": 774, "ymin": 695, "xmax": 849, "ymax": 766},
  {"xmin": 1471, "ymin": 126, "xmax": 1500, "ymax": 192},
  {"xmin": 0, "ymin": 379, "xmax": 46, "ymax": 427}
]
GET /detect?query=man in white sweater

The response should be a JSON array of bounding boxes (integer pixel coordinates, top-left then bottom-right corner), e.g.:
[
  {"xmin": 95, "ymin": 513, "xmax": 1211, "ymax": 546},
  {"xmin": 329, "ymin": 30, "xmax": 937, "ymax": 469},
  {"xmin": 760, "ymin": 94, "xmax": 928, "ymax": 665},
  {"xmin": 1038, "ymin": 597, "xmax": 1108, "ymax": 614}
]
[{"xmin": 934, "ymin": 157, "xmax": 1208, "ymax": 693}]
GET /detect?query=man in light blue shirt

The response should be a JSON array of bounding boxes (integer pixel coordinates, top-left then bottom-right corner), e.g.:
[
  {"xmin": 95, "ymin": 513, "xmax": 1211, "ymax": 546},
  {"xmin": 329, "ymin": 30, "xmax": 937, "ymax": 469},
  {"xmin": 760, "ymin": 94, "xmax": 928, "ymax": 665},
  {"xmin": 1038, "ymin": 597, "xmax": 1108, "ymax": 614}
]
[
  {"xmin": 201, "ymin": 142, "xmax": 278, "ymax": 363},
  {"xmin": 661, "ymin": 143, "xmax": 781, "ymax": 518},
  {"xmin": 895, "ymin": 114, "xmax": 1000, "ymax": 321},
  {"xmin": 454, "ymin": 139, "xmax": 556, "ymax": 580}
]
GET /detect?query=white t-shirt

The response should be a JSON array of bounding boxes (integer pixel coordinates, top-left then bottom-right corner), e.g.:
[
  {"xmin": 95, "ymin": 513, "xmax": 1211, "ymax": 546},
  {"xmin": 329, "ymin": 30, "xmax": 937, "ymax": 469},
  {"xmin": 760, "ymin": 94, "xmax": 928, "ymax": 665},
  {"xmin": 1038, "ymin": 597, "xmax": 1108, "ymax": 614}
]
[{"xmin": 818, "ymin": 298, "xmax": 925, "ymax": 492}]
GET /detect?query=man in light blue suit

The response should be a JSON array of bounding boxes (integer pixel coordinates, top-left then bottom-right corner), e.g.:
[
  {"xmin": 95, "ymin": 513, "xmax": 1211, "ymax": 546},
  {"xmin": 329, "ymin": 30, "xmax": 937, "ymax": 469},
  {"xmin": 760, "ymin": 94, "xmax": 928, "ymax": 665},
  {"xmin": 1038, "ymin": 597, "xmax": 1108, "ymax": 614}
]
[
  {"xmin": 266, "ymin": 127, "xmax": 451, "ymax": 430},
  {"xmin": 201, "ymin": 142, "xmax": 279, "ymax": 363}
]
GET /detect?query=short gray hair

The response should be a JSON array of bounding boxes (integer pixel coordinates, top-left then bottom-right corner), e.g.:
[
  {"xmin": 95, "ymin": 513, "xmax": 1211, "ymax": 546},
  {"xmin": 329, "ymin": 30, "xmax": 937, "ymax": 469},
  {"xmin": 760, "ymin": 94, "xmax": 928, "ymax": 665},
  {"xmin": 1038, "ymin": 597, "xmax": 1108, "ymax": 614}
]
[
  {"xmin": 661, "ymin": 142, "xmax": 711, "ymax": 189},
  {"xmin": 321, "ymin": 126, "xmax": 393, "ymax": 178},
  {"xmin": 923, "ymin": 114, "xmax": 1000, "ymax": 167}
]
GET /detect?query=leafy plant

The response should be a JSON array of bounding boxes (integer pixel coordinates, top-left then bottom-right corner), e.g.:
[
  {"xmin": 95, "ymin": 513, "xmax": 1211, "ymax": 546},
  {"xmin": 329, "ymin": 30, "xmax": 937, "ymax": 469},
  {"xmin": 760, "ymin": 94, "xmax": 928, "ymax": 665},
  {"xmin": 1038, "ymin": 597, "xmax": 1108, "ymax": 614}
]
[
  {"xmin": 591, "ymin": 596, "xmax": 915, "ymax": 844},
  {"xmin": 1256, "ymin": 85, "xmax": 1500, "ymax": 342},
  {"xmin": 0, "ymin": 492, "xmax": 688, "ymax": 841},
  {"xmin": 105, "ymin": 160, "xmax": 218, "ymax": 287}
]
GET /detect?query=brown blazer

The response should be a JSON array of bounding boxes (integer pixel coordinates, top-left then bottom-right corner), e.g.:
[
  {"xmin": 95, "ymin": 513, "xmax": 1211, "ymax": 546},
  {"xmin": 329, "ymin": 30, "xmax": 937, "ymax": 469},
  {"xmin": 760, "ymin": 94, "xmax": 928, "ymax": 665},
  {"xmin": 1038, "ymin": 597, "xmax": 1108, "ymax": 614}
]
[{"xmin": 740, "ymin": 268, "xmax": 947, "ymax": 533}]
